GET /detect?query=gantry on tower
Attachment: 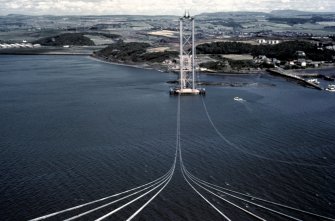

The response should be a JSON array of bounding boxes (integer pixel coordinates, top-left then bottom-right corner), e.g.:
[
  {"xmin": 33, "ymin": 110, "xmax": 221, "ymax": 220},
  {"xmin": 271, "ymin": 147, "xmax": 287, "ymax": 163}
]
[{"xmin": 170, "ymin": 12, "xmax": 205, "ymax": 95}]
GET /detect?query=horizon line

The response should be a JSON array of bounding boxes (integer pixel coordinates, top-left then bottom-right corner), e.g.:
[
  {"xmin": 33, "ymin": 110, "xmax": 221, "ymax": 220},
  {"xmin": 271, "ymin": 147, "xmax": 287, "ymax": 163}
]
[{"xmin": 2, "ymin": 9, "xmax": 335, "ymax": 17}]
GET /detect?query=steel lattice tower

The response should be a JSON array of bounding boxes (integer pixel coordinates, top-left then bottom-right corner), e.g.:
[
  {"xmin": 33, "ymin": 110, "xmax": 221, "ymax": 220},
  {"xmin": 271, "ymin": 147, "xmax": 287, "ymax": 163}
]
[
  {"xmin": 170, "ymin": 12, "xmax": 205, "ymax": 95},
  {"xmin": 179, "ymin": 12, "xmax": 195, "ymax": 90}
]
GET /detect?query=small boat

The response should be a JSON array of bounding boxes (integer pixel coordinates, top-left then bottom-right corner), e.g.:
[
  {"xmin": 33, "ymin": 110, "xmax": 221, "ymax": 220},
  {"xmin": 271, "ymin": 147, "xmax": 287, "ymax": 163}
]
[
  {"xmin": 234, "ymin": 97, "xmax": 245, "ymax": 101},
  {"xmin": 307, "ymin": 78, "xmax": 320, "ymax": 85},
  {"xmin": 325, "ymin": 84, "xmax": 335, "ymax": 92}
]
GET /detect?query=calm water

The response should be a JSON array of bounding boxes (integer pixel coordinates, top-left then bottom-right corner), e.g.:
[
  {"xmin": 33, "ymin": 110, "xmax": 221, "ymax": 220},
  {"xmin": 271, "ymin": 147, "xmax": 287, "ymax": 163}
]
[{"xmin": 0, "ymin": 55, "xmax": 334, "ymax": 220}]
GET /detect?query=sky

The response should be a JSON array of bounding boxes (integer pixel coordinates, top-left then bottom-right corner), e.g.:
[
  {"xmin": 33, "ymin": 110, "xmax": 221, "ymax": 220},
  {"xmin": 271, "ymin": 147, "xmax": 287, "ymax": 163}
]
[{"xmin": 0, "ymin": 0, "xmax": 334, "ymax": 16}]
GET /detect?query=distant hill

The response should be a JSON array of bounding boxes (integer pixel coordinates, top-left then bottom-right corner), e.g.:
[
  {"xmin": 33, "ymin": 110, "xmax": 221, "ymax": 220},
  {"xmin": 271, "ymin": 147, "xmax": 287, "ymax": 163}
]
[
  {"xmin": 198, "ymin": 11, "xmax": 269, "ymax": 18},
  {"xmin": 268, "ymin": 10, "xmax": 335, "ymax": 25},
  {"xmin": 34, "ymin": 33, "xmax": 95, "ymax": 46},
  {"xmin": 271, "ymin": 10, "xmax": 315, "ymax": 16},
  {"xmin": 270, "ymin": 10, "xmax": 335, "ymax": 17},
  {"xmin": 198, "ymin": 10, "xmax": 335, "ymax": 19}
]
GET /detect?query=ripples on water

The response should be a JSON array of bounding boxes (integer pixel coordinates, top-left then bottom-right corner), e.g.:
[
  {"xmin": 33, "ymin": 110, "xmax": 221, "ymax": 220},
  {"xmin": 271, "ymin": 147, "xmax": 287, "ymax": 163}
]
[{"xmin": 0, "ymin": 55, "xmax": 334, "ymax": 220}]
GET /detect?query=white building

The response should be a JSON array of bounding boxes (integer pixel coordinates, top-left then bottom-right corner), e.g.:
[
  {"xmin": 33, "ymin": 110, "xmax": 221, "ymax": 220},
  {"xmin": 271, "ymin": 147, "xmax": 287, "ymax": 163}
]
[
  {"xmin": 257, "ymin": 39, "xmax": 280, "ymax": 45},
  {"xmin": 326, "ymin": 45, "xmax": 335, "ymax": 51},
  {"xmin": 295, "ymin": 51, "xmax": 306, "ymax": 57}
]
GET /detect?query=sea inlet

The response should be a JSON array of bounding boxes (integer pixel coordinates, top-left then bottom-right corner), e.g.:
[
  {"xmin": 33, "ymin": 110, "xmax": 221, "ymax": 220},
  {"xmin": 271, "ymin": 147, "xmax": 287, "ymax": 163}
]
[{"xmin": 0, "ymin": 55, "xmax": 334, "ymax": 220}]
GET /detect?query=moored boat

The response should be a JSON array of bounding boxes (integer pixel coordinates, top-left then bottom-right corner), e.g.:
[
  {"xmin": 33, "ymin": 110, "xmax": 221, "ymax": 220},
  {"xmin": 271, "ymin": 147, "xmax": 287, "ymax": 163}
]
[
  {"xmin": 307, "ymin": 78, "xmax": 320, "ymax": 85},
  {"xmin": 325, "ymin": 84, "xmax": 335, "ymax": 92}
]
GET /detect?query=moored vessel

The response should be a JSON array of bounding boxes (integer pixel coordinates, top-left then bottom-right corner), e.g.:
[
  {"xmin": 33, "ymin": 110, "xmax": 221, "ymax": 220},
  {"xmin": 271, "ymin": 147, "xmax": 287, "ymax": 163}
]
[{"xmin": 325, "ymin": 84, "xmax": 335, "ymax": 92}]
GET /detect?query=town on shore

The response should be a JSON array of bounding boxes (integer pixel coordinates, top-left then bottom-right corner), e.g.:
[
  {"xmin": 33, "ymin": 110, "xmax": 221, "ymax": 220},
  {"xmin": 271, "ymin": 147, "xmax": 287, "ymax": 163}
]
[{"xmin": 1, "ymin": 10, "xmax": 335, "ymax": 77}]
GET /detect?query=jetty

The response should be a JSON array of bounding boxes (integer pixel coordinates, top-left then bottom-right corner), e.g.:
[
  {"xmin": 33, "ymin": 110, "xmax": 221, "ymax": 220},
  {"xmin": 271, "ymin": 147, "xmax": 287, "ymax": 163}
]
[
  {"xmin": 298, "ymin": 73, "xmax": 335, "ymax": 82},
  {"xmin": 267, "ymin": 68, "xmax": 323, "ymax": 90}
]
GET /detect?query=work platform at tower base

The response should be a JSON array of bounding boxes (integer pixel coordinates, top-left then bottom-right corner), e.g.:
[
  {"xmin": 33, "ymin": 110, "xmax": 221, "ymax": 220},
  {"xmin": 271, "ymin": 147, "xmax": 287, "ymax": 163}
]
[{"xmin": 170, "ymin": 87, "xmax": 206, "ymax": 95}]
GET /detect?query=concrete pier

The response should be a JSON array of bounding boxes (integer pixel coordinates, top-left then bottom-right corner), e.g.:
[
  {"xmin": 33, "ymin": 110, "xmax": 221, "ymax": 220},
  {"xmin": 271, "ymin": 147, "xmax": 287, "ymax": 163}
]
[{"xmin": 267, "ymin": 68, "xmax": 323, "ymax": 90}]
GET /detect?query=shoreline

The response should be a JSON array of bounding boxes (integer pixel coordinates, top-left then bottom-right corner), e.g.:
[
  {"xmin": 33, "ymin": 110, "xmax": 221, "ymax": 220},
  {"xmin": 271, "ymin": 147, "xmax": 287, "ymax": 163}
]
[
  {"xmin": 202, "ymin": 70, "xmax": 265, "ymax": 76},
  {"xmin": 88, "ymin": 55, "xmax": 156, "ymax": 71},
  {"xmin": 90, "ymin": 54, "xmax": 269, "ymax": 75},
  {"xmin": 286, "ymin": 65, "xmax": 335, "ymax": 73},
  {"xmin": 89, "ymin": 56, "xmax": 335, "ymax": 76},
  {"xmin": 90, "ymin": 54, "xmax": 335, "ymax": 76},
  {"xmin": 1, "ymin": 50, "xmax": 334, "ymax": 76},
  {"xmin": 0, "ymin": 46, "xmax": 103, "ymax": 56}
]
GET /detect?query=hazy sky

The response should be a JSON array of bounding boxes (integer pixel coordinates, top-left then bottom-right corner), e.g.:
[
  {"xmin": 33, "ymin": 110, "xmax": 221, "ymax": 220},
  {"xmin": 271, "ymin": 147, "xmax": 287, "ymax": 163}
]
[{"xmin": 0, "ymin": 0, "xmax": 334, "ymax": 15}]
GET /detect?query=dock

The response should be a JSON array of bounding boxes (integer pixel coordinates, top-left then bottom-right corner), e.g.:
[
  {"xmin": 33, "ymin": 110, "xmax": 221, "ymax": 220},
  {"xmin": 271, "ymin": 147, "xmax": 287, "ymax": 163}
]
[
  {"xmin": 298, "ymin": 73, "xmax": 335, "ymax": 82},
  {"xmin": 267, "ymin": 68, "xmax": 323, "ymax": 90}
]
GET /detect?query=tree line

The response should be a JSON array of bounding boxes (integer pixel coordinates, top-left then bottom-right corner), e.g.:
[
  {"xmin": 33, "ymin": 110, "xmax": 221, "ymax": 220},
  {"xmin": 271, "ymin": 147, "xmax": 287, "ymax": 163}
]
[
  {"xmin": 34, "ymin": 33, "xmax": 95, "ymax": 46},
  {"xmin": 196, "ymin": 41, "xmax": 335, "ymax": 61},
  {"xmin": 95, "ymin": 40, "xmax": 178, "ymax": 63}
]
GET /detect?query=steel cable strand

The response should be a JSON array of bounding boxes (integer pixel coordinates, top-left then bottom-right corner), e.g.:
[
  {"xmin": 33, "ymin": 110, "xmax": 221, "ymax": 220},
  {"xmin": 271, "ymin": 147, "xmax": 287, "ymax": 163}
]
[
  {"xmin": 181, "ymin": 162, "xmax": 267, "ymax": 221},
  {"xmin": 94, "ymin": 163, "xmax": 174, "ymax": 220},
  {"xmin": 29, "ymin": 165, "xmax": 172, "ymax": 221},
  {"xmin": 195, "ymin": 77, "xmax": 332, "ymax": 218},
  {"xmin": 184, "ymin": 168, "xmax": 305, "ymax": 221},
  {"xmin": 177, "ymin": 94, "xmax": 231, "ymax": 220},
  {"xmin": 63, "ymin": 167, "xmax": 174, "ymax": 221},
  {"xmin": 178, "ymin": 118, "xmax": 232, "ymax": 221},
  {"xmin": 179, "ymin": 154, "xmax": 232, "ymax": 220},
  {"xmin": 201, "ymin": 97, "xmax": 335, "ymax": 168},
  {"xmin": 125, "ymin": 96, "xmax": 181, "ymax": 221},
  {"xmin": 30, "ymin": 96, "xmax": 181, "ymax": 221},
  {"xmin": 95, "ymin": 95, "xmax": 181, "ymax": 221},
  {"xmin": 126, "ymin": 153, "xmax": 177, "ymax": 221},
  {"xmin": 184, "ymin": 167, "xmax": 335, "ymax": 221},
  {"xmin": 29, "ymin": 166, "xmax": 173, "ymax": 221}
]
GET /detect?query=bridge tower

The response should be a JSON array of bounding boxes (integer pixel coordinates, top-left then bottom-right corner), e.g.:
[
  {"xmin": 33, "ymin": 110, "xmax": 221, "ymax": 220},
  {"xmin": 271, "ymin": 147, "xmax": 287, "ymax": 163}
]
[{"xmin": 170, "ymin": 12, "xmax": 205, "ymax": 95}]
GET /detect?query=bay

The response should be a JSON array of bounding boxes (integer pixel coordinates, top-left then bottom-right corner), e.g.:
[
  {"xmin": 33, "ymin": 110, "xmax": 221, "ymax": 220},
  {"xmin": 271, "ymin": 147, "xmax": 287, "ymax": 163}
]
[{"xmin": 0, "ymin": 55, "xmax": 334, "ymax": 220}]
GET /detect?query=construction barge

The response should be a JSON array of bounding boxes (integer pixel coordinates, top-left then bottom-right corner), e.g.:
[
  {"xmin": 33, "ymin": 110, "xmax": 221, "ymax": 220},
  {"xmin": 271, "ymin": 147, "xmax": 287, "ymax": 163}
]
[{"xmin": 170, "ymin": 87, "xmax": 206, "ymax": 95}]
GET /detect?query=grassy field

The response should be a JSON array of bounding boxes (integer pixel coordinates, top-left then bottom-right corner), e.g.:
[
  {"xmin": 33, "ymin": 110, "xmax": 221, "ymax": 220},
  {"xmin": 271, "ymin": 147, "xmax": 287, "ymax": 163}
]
[{"xmin": 222, "ymin": 54, "xmax": 253, "ymax": 60}]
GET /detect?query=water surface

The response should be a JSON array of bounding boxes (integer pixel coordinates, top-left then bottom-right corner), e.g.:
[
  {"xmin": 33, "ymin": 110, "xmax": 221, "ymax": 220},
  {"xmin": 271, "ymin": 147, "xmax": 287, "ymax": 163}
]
[{"xmin": 0, "ymin": 55, "xmax": 334, "ymax": 220}]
